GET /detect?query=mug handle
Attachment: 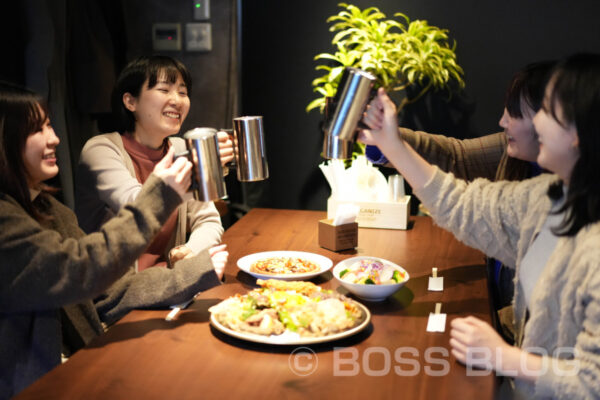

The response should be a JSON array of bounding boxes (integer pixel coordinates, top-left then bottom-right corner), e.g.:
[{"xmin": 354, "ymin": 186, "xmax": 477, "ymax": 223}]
[{"xmin": 219, "ymin": 128, "xmax": 237, "ymax": 169}]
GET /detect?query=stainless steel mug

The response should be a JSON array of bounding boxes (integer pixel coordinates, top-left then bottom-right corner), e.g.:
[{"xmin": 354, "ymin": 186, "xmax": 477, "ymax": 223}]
[
  {"xmin": 232, "ymin": 116, "xmax": 269, "ymax": 181},
  {"xmin": 323, "ymin": 67, "xmax": 376, "ymax": 159},
  {"xmin": 181, "ymin": 127, "xmax": 227, "ymax": 202}
]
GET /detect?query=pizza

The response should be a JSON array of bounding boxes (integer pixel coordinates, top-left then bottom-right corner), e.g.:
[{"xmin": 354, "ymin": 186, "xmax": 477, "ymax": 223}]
[{"xmin": 249, "ymin": 256, "xmax": 320, "ymax": 275}]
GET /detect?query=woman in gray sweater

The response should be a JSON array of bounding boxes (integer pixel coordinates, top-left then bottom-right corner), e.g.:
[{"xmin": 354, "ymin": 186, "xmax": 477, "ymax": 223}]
[
  {"xmin": 360, "ymin": 54, "xmax": 600, "ymax": 398},
  {"xmin": 0, "ymin": 82, "xmax": 226, "ymax": 398}
]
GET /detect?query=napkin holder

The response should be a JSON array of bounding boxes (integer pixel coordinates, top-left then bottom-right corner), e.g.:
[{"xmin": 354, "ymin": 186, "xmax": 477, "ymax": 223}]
[
  {"xmin": 318, "ymin": 219, "xmax": 358, "ymax": 252},
  {"xmin": 327, "ymin": 196, "xmax": 411, "ymax": 230}
]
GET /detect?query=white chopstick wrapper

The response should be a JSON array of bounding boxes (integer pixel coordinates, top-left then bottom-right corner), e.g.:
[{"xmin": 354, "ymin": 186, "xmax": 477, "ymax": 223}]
[
  {"xmin": 426, "ymin": 303, "xmax": 446, "ymax": 332},
  {"xmin": 165, "ymin": 299, "xmax": 193, "ymax": 321},
  {"xmin": 428, "ymin": 267, "xmax": 444, "ymax": 291}
]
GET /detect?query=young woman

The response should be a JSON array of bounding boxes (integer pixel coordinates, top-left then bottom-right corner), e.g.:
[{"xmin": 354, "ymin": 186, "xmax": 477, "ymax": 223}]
[
  {"xmin": 367, "ymin": 62, "xmax": 555, "ymax": 344},
  {"xmin": 76, "ymin": 55, "xmax": 233, "ymax": 270},
  {"xmin": 360, "ymin": 54, "xmax": 600, "ymax": 398},
  {"xmin": 365, "ymin": 60, "xmax": 554, "ymax": 183},
  {"xmin": 366, "ymin": 61, "xmax": 554, "ymax": 321},
  {"xmin": 0, "ymin": 82, "xmax": 227, "ymax": 398}
]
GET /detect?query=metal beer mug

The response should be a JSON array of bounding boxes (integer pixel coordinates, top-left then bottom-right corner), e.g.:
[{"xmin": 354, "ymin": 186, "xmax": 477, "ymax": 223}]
[
  {"xmin": 182, "ymin": 128, "xmax": 227, "ymax": 202},
  {"xmin": 232, "ymin": 116, "xmax": 269, "ymax": 181},
  {"xmin": 323, "ymin": 67, "xmax": 376, "ymax": 159}
]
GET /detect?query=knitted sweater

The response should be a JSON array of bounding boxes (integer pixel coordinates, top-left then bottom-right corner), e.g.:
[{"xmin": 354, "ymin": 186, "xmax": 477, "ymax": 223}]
[
  {"xmin": 75, "ymin": 132, "xmax": 223, "ymax": 257},
  {"xmin": 0, "ymin": 175, "xmax": 220, "ymax": 398},
  {"xmin": 369, "ymin": 128, "xmax": 536, "ymax": 182},
  {"xmin": 415, "ymin": 168, "xmax": 600, "ymax": 399}
]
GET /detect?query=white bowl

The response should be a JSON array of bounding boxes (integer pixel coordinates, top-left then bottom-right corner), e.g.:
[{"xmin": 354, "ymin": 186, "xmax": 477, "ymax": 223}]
[{"xmin": 333, "ymin": 256, "xmax": 409, "ymax": 302}]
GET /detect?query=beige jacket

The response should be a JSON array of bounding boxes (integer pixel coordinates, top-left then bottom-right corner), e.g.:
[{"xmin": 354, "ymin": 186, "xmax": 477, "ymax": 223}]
[{"xmin": 75, "ymin": 132, "xmax": 223, "ymax": 263}]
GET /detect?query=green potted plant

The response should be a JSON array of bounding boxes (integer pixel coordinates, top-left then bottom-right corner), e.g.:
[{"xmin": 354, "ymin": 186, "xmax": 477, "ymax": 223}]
[{"xmin": 307, "ymin": 3, "xmax": 465, "ymax": 154}]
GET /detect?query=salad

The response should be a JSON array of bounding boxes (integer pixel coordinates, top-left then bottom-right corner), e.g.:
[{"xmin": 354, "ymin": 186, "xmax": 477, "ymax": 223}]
[
  {"xmin": 209, "ymin": 279, "xmax": 364, "ymax": 337},
  {"xmin": 339, "ymin": 258, "xmax": 406, "ymax": 285}
]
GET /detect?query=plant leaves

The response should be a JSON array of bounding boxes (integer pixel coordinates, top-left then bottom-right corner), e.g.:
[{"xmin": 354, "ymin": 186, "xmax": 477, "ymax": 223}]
[{"xmin": 307, "ymin": 3, "xmax": 465, "ymax": 115}]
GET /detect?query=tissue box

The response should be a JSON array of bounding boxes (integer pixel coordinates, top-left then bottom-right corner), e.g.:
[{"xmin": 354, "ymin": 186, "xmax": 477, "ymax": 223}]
[
  {"xmin": 327, "ymin": 196, "xmax": 411, "ymax": 230},
  {"xmin": 318, "ymin": 219, "xmax": 358, "ymax": 251}
]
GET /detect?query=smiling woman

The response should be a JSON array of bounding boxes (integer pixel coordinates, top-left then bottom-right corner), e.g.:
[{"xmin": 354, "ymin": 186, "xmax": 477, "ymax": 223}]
[
  {"xmin": 76, "ymin": 55, "xmax": 233, "ymax": 273},
  {"xmin": 358, "ymin": 53, "xmax": 600, "ymax": 398},
  {"xmin": 23, "ymin": 115, "xmax": 60, "ymax": 186},
  {"xmin": 0, "ymin": 81, "xmax": 226, "ymax": 398}
]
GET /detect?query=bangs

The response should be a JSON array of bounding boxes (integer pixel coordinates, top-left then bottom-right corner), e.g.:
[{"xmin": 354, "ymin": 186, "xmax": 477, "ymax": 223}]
[
  {"xmin": 505, "ymin": 60, "xmax": 555, "ymax": 119},
  {"xmin": 145, "ymin": 57, "xmax": 192, "ymax": 95},
  {"xmin": 545, "ymin": 71, "xmax": 575, "ymax": 128},
  {"xmin": 26, "ymin": 100, "xmax": 48, "ymax": 135},
  {"xmin": 505, "ymin": 79, "xmax": 525, "ymax": 118}
]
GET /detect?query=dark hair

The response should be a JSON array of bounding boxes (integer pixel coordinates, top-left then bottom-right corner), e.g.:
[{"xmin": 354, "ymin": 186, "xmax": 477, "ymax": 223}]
[
  {"xmin": 0, "ymin": 81, "xmax": 53, "ymax": 220},
  {"xmin": 111, "ymin": 55, "xmax": 192, "ymax": 133},
  {"xmin": 545, "ymin": 53, "xmax": 600, "ymax": 236},
  {"xmin": 505, "ymin": 60, "xmax": 556, "ymax": 118}
]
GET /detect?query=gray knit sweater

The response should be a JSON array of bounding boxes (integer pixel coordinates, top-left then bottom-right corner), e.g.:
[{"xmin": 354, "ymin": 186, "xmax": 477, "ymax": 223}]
[
  {"xmin": 0, "ymin": 175, "xmax": 220, "ymax": 399},
  {"xmin": 415, "ymin": 168, "xmax": 600, "ymax": 399}
]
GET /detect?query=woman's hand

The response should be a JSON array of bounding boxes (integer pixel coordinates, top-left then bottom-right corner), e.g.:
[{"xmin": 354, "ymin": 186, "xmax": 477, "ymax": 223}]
[
  {"xmin": 358, "ymin": 88, "xmax": 436, "ymax": 191},
  {"xmin": 450, "ymin": 316, "xmax": 544, "ymax": 381},
  {"xmin": 358, "ymin": 87, "xmax": 401, "ymax": 148},
  {"xmin": 153, "ymin": 147, "xmax": 192, "ymax": 198},
  {"xmin": 450, "ymin": 316, "xmax": 512, "ymax": 371},
  {"xmin": 169, "ymin": 245, "xmax": 194, "ymax": 265},
  {"xmin": 217, "ymin": 131, "xmax": 234, "ymax": 166},
  {"xmin": 208, "ymin": 244, "xmax": 228, "ymax": 280}
]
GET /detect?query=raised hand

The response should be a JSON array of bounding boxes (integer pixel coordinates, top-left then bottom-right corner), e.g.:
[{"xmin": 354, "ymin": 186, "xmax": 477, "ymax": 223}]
[
  {"xmin": 153, "ymin": 146, "xmax": 193, "ymax": 197},
  {"xmin": 217, "ymin": 131, "xmax": 234, "ymax": 166},
  {"xmin": 358, "ymin": 88, "xmax": 401, "ymax": 149}
]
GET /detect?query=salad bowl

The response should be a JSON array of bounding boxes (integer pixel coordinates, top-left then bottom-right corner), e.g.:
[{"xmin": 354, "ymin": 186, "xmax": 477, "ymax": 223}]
[{"xmin": 333, "ymin": 256, "xmax": 409, "ymax": 301}]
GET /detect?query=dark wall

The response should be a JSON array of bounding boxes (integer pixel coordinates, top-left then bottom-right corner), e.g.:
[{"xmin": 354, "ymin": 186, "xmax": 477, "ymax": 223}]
[
  {"xmin": 3, "ymin": 1, "xmax": 600, "ymax": 213},
  {"xmin": 241, "ymin": 0, "xmax": 600, "ymax": 211},
  {"xmin": 0, "ymin": 0, "xmax": 237, "ymax": 208},
  {"xmin": 121, "ymin": 0, "xmax": 238, "ymax": 132}
]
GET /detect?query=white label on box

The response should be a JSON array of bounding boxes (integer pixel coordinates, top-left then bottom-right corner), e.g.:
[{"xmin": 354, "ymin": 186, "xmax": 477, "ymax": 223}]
[{"xmin": 327, "ymin": 196, "xmax": 410, "ymax": 230}]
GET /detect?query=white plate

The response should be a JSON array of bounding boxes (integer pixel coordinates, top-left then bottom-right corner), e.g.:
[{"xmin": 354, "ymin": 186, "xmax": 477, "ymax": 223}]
[
  {"xmin": 210, "ymin": 302, "xmax": 371, "ymax": 345},
  {"xmin": 236, "ymin": 251, "xmax": 333, "ymax": 281}
]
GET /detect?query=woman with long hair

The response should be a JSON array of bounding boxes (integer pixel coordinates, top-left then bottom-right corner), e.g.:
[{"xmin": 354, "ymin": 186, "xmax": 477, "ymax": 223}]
[
  {"xmin": 0, "ymin": 82, "xmax": 226, "ymax": 398},
  {"xmin": 360, "ymin": 53, "xmax": 600, "ymax": 398}
]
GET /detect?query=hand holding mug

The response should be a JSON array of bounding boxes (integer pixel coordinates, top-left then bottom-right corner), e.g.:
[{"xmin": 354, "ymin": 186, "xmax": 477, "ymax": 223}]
[
  {"xmin": 217, "ymin": 130, "xmax": 234, "ymax": 167},
  {"xmin": 153, "ymin": 147, "xmax": 193, "ymax": 198}
]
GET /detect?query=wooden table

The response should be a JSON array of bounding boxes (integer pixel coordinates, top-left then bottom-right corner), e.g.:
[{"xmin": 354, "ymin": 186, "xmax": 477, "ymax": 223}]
[{"xmin": 17, "ymin": 209, "xmax": 496, "ymax": 399}]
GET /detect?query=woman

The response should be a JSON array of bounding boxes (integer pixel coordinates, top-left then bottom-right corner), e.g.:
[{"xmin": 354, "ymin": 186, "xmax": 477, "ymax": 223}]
[
  {"xmin": 0, "ymin": 82, "xmax": 227, "ymax": 398},
  {"xmin": 360, "ymin": 54, "xmax": 600, "ymax": 398},
  {"xmin": 76, "ymin": 55, "xmax": 233, "ymax": 270},
  {"xmin": 365, "ymin": 60, "xmax": 554, "ymax": 183},
  {"xmin": 366, "ymin": 61, "xmax": 554, "ymax": 318}
]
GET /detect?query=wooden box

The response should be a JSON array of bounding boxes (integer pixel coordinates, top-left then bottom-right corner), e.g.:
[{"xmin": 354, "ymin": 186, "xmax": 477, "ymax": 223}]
[{"xmin": 318, "ymin": 219, "xmax": 358, "ymax": 251}]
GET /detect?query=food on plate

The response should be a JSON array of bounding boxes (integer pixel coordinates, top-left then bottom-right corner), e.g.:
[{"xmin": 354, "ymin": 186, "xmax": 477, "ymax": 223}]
[
  {"xmin": 208, "ymin": 279, "xmax": 364, "ymax": 337},
  {"xmin": 339, "ymin": 258, "xmax": 407, "ymax": 285},
  {"xmin": 249, "ymin": 256, "xmax": 320, "ymax": 275}
]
